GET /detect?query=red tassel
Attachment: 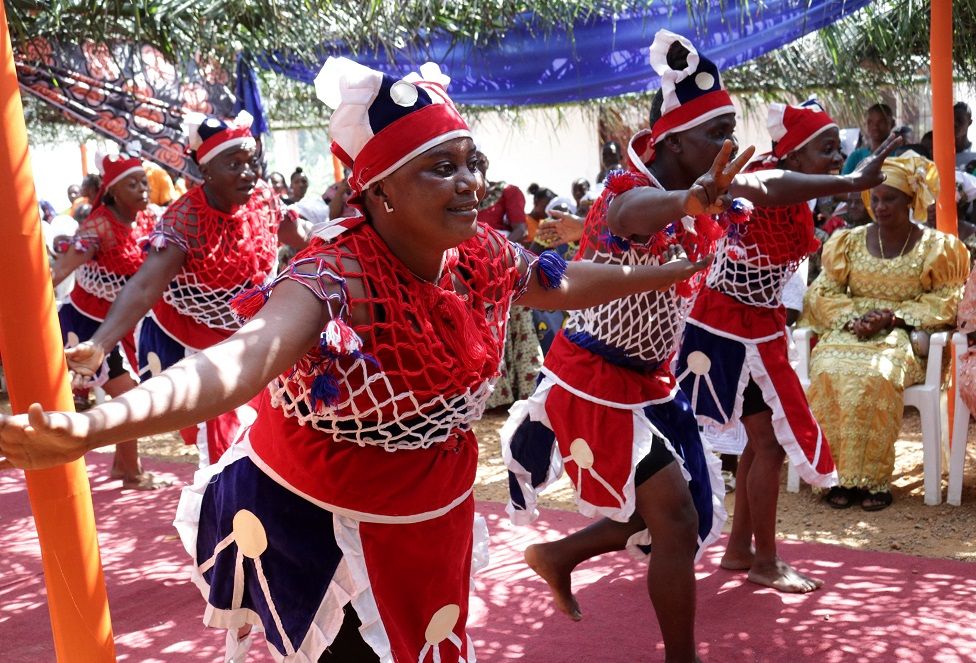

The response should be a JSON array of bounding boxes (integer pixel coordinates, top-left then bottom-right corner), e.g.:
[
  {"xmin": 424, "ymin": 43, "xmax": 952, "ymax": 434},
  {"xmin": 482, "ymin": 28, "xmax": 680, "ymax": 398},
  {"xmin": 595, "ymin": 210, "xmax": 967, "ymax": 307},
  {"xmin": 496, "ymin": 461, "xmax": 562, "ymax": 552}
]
[
  {"xmin": 426, "ymin": 289, "xmax": 489, "ymax": 374},
  {"xmin": 605, "ymin": 170, "xmax": 647, "ymax": 196},
  {"xmin": 229, "ymin": 286, "xmax": 269, "ymax": 321}
]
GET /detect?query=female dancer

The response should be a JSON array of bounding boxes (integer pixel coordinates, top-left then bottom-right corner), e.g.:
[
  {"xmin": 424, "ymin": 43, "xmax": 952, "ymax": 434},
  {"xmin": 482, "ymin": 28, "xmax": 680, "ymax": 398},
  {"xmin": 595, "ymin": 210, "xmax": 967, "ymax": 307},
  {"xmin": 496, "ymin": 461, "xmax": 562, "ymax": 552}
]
[
  {"xmin": 0, "ymin": 57, "xmax": 711, "ymax": 663},
  {"xmin": 676, "ymin": 100, "xmax": 901, "ymax": 591},
  {"xmin": 51, "ymin": 152, "xmax": 163, "ymax": 489}
]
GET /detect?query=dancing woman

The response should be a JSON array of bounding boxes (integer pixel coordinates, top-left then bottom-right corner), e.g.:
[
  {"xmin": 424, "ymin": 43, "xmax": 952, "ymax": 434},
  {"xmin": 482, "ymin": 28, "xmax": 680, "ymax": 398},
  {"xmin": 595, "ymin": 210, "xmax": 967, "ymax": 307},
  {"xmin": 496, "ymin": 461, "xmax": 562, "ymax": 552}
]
[
  {"xmin": 51, "ymin": 152, "xmax": 163, "ymax": 489},
  {"xmin": 676, "ymin": 100, "xmax": 901, "ymax": 592}
]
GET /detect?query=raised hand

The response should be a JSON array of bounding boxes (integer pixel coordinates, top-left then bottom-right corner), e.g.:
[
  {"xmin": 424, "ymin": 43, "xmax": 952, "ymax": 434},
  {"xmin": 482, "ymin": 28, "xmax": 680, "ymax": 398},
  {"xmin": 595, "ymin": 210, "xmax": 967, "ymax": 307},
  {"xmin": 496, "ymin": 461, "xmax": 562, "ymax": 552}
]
[
  {"xmin": 65, "ymin": 341, "xmax": 106, "ymax": 390},
  {"xmin": 0, "ymin": 403, "xmax": 92, "ymax": 471},
  {"xmin": 685, "ymin": 141, "xmax": 757, "ymax": 216},
  {"xmin": 849, "ymin": 133, "xmax": 905, "ymax": 190}
]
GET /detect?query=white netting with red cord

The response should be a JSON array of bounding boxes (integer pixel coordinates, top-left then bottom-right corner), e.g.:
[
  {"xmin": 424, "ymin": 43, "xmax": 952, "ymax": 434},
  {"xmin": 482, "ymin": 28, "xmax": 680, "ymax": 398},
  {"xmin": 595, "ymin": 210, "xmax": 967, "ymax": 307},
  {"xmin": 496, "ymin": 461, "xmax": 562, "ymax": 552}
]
[
  {"xmin": 565, "ymin": 169, "xmax": 725, "ymax": 366},
  {"xmin": 704, "ymin": 197, "xmax": 820, "ymax": 308},
  {"xmin": 230, "ymin": 221, "xmax": 555, "ymax": 451},
  {"xmin": 146, "ymin": 183, "xmax": 283, "ymax": 331},
  {"xmin": 73, "ymin": 206, "xmax": 157, "ymax": 303}
]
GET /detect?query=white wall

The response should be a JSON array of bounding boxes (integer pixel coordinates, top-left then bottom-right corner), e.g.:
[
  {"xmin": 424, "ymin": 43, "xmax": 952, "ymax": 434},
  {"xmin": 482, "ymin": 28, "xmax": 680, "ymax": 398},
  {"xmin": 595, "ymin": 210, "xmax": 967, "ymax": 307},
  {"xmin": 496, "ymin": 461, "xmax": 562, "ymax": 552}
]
[
  {"xmin": 30, "ymin": 139, "xmax": 107, "ymax": 212},
  {"xmin": 469, "ymin": 106, "xmax": 601, "ymax": 200}
]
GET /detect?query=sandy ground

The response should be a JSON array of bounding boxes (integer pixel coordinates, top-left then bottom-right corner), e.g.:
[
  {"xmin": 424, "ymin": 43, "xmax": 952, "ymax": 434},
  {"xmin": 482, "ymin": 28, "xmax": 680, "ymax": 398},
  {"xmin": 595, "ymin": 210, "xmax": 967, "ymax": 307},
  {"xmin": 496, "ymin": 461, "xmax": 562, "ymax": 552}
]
[{"xmin": 3, "ymin": 389, "xmax": 975, "ymax": 562}]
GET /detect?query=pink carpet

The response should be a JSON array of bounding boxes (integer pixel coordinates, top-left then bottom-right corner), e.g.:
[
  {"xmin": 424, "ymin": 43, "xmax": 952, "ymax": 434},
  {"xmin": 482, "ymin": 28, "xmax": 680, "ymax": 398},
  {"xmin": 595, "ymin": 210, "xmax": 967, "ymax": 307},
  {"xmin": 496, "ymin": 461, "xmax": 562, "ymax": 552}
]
[{"xmin": 1, "ymin": 456, "xmax": 974, "ymax": 662}]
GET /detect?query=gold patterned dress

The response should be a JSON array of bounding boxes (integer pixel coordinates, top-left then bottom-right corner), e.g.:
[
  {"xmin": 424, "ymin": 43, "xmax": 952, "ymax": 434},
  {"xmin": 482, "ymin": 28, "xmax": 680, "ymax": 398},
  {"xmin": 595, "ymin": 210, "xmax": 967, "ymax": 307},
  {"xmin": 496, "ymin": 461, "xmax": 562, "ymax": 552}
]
[{"xmin": 799, "ymin": 225, "xmax": 970, "ymax": 492}]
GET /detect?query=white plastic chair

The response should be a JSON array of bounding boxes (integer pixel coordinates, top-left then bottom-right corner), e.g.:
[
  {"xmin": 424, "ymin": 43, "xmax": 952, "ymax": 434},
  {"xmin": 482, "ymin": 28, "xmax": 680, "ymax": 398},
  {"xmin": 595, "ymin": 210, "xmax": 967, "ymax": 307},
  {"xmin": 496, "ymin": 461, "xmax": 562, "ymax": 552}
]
[
  {"xmin": 948, "ymin": 332, "xmax": 971, "ymax": 506},
  {"xmin": 789, "ymin": 328, "xmax": 949, "ymax": 506}
]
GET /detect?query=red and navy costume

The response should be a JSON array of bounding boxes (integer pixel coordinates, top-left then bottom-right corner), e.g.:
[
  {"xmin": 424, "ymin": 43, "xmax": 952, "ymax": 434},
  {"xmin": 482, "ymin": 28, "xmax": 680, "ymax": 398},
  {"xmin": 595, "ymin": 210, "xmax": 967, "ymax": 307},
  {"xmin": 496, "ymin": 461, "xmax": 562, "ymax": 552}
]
[
  {"xmin": 503, "ymin": 129, "xmax": 726, "ymax": 560},
  {"xmin": 175, "ymin": 218, "xmax": 558, "ymax": 662},
  {"xmin": 58, "ymin": 204, "xmax": 157, "ymax": 381},
  {"xmin": 139, "ymin": 181, "xmax": 285, "ymax": 463},
  {"xmin": 676, "ymin": 161, "xmax": 837, "ymax": 486}
]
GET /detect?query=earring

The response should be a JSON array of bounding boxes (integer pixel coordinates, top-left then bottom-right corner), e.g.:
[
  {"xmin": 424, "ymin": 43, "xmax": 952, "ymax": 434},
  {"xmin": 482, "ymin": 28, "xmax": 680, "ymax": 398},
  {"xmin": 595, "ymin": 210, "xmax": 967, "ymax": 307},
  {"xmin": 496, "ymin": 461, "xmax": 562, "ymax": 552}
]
[{"xmin": 384, "ymin": 201, "xmax": 394, "ymax": 213}]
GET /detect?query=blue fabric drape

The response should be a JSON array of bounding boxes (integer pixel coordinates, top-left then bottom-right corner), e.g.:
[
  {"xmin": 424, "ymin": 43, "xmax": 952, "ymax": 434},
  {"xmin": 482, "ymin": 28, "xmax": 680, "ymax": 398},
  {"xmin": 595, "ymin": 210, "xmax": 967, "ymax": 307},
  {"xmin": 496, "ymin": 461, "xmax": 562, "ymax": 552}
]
[
  {"xmin": 235, "ymin": 55, "xmax": 270, "ymax": 134},
  {"xmin": 258, "ymin": 1, "xmax": 870, "ymax": 106}
]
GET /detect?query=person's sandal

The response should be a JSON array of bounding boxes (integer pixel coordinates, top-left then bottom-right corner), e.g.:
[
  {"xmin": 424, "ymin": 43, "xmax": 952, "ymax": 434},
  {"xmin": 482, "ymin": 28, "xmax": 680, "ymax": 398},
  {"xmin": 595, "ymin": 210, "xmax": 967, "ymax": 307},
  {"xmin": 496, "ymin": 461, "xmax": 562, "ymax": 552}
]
[
  {"xmin": 824, "ymin": 486, "xmax": 858, "ymax": 509},
  {"xmin": 861, "ymin": 491, "xmax": 893, "ymax": 512}
]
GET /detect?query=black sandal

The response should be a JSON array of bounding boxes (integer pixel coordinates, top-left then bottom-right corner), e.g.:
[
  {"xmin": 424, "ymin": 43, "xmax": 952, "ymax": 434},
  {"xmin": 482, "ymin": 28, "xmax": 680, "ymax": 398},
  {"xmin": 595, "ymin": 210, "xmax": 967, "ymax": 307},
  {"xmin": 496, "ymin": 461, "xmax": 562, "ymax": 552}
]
[
  {"xmin": 824, "ymin": 486, "xmax": 858, "ymax": 509},
  {"xmin": 861, "ymin": 491, "xmax": 893, "ymax": 512}
]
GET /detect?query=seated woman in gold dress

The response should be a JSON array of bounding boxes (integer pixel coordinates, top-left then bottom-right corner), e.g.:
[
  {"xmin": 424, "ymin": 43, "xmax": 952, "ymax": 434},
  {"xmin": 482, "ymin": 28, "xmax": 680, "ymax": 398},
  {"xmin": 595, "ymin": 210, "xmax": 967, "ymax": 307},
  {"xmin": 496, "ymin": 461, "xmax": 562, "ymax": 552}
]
[{"xmin": 800, "ymin": 152, "xmax": 970, "ymax": 511}]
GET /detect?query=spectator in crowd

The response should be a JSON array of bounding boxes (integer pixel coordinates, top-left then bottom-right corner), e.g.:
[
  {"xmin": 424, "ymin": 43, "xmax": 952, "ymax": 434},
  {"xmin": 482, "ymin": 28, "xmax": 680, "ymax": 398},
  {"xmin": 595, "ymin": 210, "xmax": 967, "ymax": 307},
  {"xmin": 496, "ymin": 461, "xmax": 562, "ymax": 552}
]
[
  {"xmin": 525, "ymin": 183, "xmax": 557, "ymax": 245},
  {"xmin": 144, "ymin": 160, "xmax": 178, "ymax": 207},
  {"xmin": 475, "ymin": 152, "xmax": 542, "ymax": 408},
  {"xmin": 954, "ymin": 102, "xmax": 976, "ymax": 170},
  {"xmin": 268, "ymin": 171, "xmax": 290, "ymax": 199},
  {"xmin": 595, "ymin": 139, "xmax": 623, "ymax": 182},
  {"xmin": 802, "ymin": 152, "xmax": 969, "ymax": 511},
  {"xmin": 475, "ymin": 153, "xmax": 527, "ymax": 243},
  {"xmin": 842, "ymin": 103, "xmax": 895, "ymax": 174},
  {"xmin": 287, "ymin": 167, "xmax": 309, "ymax": 205}
]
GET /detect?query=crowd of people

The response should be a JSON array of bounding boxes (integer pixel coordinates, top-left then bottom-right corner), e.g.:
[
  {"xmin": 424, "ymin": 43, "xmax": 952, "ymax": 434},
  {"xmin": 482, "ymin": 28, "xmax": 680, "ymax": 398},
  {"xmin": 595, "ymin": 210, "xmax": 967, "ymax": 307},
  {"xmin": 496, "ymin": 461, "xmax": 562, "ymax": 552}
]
[{"xmin": 1, "ymin": 28, "xmax": 976, "ymax": 663}]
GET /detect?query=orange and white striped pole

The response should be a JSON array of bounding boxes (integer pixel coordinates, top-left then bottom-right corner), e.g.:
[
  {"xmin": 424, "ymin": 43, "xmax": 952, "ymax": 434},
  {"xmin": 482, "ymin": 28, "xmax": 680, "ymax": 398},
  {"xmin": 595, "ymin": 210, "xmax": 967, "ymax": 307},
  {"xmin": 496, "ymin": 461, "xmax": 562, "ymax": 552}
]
[{"xmin": 0, "ymin": 3, "xmax": 115, "ymax": 660}]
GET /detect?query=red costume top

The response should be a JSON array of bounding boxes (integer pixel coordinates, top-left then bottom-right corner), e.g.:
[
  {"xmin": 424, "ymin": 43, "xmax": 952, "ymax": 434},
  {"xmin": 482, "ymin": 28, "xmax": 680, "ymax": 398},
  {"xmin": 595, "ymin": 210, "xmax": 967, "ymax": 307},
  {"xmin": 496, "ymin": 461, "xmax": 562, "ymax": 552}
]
[
  {"xmin": 233, "ymin": 218, "xmax": 540, "ymax": 519},
  {"xmin": 691, "ymin": 162, "xmax": 821, "ymax": 338},
  {"xmin": 555, "ymin": 148, "xmax": 723, "ymax": 404},
  {"xmin": 146, "ymin": 182, "xmax": 284, "ymax": 350},
  {"xmin": 69, "ymin": 205, "xmax": 158, "ymax": 320}
]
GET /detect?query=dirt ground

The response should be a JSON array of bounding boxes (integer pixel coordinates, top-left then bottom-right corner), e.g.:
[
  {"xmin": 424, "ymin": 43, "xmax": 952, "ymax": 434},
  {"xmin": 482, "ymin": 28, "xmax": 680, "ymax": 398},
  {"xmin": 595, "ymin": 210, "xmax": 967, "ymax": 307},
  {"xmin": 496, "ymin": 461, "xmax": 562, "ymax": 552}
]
[{"xmin": 3, "ymin": 390, "xmax": 976, "ymax": 563}]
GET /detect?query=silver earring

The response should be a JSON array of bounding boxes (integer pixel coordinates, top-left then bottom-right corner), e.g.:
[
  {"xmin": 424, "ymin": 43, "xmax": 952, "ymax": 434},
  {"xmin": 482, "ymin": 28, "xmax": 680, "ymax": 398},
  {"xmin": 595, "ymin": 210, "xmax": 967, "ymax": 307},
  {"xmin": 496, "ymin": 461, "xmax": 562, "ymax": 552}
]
[{"xmin": 384, "ymin": 201, "xmax": 394, "ymax": 213}]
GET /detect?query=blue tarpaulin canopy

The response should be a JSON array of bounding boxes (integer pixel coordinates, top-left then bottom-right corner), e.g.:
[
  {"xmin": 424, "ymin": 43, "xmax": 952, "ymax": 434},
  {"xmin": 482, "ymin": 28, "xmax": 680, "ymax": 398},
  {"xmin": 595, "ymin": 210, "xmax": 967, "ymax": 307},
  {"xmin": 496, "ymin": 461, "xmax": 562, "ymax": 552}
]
[{"xmin": 259, "ymin": 0, "xmax": 871, "ymax": 106}]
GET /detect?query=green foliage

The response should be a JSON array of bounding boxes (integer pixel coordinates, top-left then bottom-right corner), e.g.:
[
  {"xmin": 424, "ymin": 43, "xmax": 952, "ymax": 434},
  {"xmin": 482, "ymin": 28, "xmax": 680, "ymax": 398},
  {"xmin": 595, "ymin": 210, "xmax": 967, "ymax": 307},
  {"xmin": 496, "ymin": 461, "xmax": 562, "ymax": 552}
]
[{"xmin": 9, "ymin": 0, "xmax": 976, "ymax": 132}]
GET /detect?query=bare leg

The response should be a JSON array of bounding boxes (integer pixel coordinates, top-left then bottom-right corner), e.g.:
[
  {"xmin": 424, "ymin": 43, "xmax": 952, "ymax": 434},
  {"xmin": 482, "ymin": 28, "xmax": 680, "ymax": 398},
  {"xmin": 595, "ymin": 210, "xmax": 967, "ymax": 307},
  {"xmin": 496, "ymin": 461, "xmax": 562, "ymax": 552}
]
[
  {"xmin": 103, "ymin": 375, "xmax": 169, "ymax": 491},
  {"xmin": 525, "ymin": 511, "xmax": 643, "ymax": 620},
  {"xmin": 526, "ymin": 461, "xmax": 701, "ymax": 662},
  {"xmin": 720, "ymin": 444, "xmax": 755, "ymax": 571},
  {"xmin": 739, "ymin": 410, "xmax": 822, "ymax": 593},
  {"xmin": 635, "ymin": 462, "xmax": 701, "ymax": 663}
]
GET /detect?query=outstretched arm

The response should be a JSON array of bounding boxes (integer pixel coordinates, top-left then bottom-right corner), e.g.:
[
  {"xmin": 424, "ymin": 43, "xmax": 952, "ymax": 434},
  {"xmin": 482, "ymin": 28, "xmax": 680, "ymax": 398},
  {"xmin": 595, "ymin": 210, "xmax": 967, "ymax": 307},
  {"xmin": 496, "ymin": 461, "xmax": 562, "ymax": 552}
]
[
  {"xmin": 730, "ymin": 133, "xmax": 903, "ymax": 207},
  {"xmin": 517, "ymin": 249, "xmax": 712, "ymax": 311},
  {"xmin": 0, "ymin": 279, "xmax": 326, "ymax": 471},
  {"xmin": 608, "ymin": 141, "xmax": 755, "ymax": 239}
]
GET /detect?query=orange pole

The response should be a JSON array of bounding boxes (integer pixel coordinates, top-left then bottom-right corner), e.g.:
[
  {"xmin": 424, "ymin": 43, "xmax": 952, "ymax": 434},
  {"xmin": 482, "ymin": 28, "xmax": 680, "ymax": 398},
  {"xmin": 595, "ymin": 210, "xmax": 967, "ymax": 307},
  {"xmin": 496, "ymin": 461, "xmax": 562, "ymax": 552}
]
[
  {"xmin": 332, "ymin": 152, "xmax": 344, "ymax": 183},
  {"xmin": 80, "ymin": 142, "xmax": 89, "ymax": 176},
  {"xmin": 931, "ymin": 0, "xmax": 956, "ymax": 236},
  {"xmin": 931, "ymin": 0, "xmax": 958, "ymax": 450},
  {"xmin": 0, "ymin": 3, "xmax": 115, "ymax": 661}
]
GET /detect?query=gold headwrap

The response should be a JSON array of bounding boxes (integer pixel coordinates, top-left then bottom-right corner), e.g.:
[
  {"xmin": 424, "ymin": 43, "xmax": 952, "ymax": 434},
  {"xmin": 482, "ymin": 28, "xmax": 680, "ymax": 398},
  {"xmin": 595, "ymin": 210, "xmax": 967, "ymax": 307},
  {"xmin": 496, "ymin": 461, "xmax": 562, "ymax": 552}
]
[{"xmin": 862, "ymin": 151, "xmax": 940, "ymax": 223}]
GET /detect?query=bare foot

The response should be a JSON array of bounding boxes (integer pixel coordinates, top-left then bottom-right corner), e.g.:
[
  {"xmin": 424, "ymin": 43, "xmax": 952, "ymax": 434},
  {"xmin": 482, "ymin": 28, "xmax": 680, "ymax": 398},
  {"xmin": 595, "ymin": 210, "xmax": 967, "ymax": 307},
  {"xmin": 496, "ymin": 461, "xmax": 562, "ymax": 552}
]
[
  {"xmin": 121, "ymin": 472, "xmax": 173, "ymax": 491},
  {"xmin": 524, "ymin": 543, "xmax": 582, "ymax": 621},
  {"xmin": 719, "ymin": 548, "xmax": 754, "ymax": 571},
  {"xmin": 747, "ymin": 557, "xmax": 823, "ymax": 593}
]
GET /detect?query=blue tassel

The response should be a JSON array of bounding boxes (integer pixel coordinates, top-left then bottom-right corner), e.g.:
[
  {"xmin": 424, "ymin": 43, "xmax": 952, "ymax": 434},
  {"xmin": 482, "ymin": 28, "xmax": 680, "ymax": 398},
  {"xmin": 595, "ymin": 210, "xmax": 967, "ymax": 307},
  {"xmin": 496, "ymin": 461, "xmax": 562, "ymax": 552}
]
[
  {"xmin": 535, "ymin": 250, "xmax": 568, "ymax": 290},
  {"xmin": 600, "ymin": 230, "xmax": 631, "ymax": 252},
  {"xmin": 310, "ymin": 372, "xmax": 341, "ymax": 409}
]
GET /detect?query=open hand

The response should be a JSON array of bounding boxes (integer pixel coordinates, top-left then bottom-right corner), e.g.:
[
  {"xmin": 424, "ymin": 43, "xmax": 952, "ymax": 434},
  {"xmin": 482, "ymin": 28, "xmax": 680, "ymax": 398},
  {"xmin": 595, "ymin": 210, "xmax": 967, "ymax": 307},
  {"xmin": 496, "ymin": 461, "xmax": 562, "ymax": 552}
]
[
  {"xmin": 0, "ymin": 403, "xmax": 92, "ymax": 471},
  {"xmin": 849, "ymin": 133, "xmax": 905, "ymax": 190},
  {"xmin": 656, "ymin": 252, "xmax": 714, "ymax": 289},
  {"xmin": 685, "ymin": 141, "xmax": 757, "ymax": 216},
  {"xmin": 537, "ymin": 210, "xmax": 585, "ymax": 245},
  {"xmin": 65, "ymin": 341, "xmax": 106, "ymax": 390}
]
